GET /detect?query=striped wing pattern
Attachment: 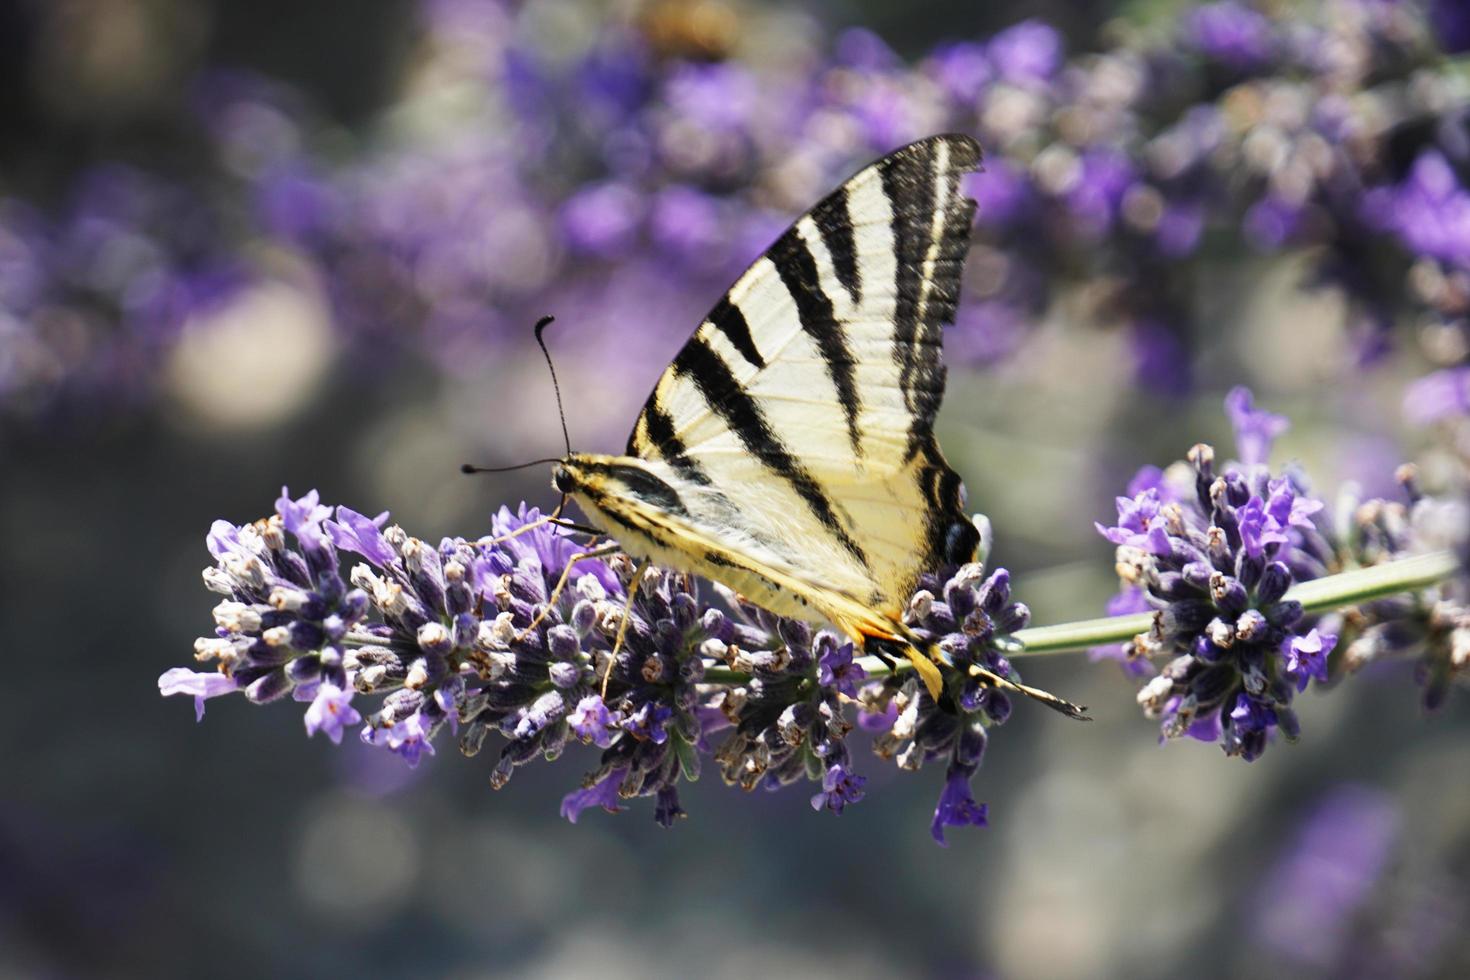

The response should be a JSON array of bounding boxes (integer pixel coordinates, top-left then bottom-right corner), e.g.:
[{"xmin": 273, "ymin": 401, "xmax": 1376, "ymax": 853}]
[{"xmin": 620, "ymin": 134, "xmax": 984, "ymax": 618}]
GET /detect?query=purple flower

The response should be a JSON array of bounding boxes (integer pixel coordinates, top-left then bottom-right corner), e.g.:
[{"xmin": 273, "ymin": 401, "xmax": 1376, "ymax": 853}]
[
  {"xmin": 810, "ymin": 764, "xmax": 868, "ymax": 815},
  {"xmin": 988, "ymin": 20, "xmax": 1062, "ymax": 83},
  {"xmin": 491, "ymin": 504, "xmax": 622, "ymax": 595},
  {"xmin": 568, "ymin": 694, "xmax": 617, "ymax": 747},
  {"xmin": 158, "ymin": 668, "xmax": 239, "ymax": 722},
  {"xmin": 364, "ymin": 714, "xmax": 436, "ymax": 767},
  {"xmin": 1225, "ymin": 386, "xmax": 1289, "ymax": 466},
  {"xmin": 817, "ymin": 640, "xmax": 866, "ymax": 698},
  {"xmin": 560, "ymin": 768, "xmax": 627, "ymax": 823},
  {"xmin": 304, "ymin": 683, "xmax": 361, "ymax": 744},
  {"xmin": 1284, "ymin": 628, "xmax": 1337, "ymax": 691},
  {"xmin": 930, "ymin": 770, "xmax": 988, "ymax": 845},
  {"xmin": 275, "ymin": 486, "xmax": 331, "ymax": 551},
  {"xmin": 1094, "ymin": 487, "xmax": 1170, "ymax": 553},
  {"xmin": 1185, "ymin": 2, "xmax": 1275, "ymax": 68},
  {"xmin": 324, "ymin": 506, "xmax": 394, "ymax": 565},
  {"xmin": 623, "ymin": 701, "xmax": 673, "ymax": 744}
]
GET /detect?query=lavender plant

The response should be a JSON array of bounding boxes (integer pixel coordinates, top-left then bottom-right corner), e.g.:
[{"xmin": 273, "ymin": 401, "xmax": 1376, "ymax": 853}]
[
  {"xmin": 161, "ymin": 489, "xmax": 1038, "ymax": 843},
  {"xmin": 161, "ymin": 385, "xmax": 1466, "ymax": 840},
  {"xmin": 1096, "ymin": 388, "xmax": 1469, "ymax": 755},
  {"xmin": 7, "ymin": 0, "xmax": 1470, "ymax": 432}
]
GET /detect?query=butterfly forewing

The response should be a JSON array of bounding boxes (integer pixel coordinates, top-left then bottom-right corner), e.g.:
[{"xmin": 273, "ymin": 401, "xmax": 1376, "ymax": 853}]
[{"xmin": 617, "ymin": 134, "xmax": 984, "ymax": 616}]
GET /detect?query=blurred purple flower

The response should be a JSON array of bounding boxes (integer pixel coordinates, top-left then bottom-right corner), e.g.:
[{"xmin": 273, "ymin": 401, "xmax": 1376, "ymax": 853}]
[
  {"xmin": 1129, "ymin": 319, "xmax": 1194, "ymax": 397},
  {"xmin": 1254, "ymin": 785, "xmax": 1400, "ymax": 968},
  {"xmin": 969, "ymin": 157, "xmax": 1032, "ymax": 228},
  {"xmin": 1155, "ymin": 201, "xmax": 1205, "ymax": 257},
  {"xmin": 1066, "ymin": 148, "xmax": 1135, "ymax": 238},
  {"xmin": 1403, "ymin": 367, "xmax": 1470, "ymax": 424},
  {"xmin": 929, "ymin": 42, "xmax": 992, "ymax": 103},
  {"xmin": 560, "ymin": 181, "xmax": 644, "ymax": 256},
  {"xmin": 1225, "ymin": 385, "xmax": 1289, "ymax": 466},
  {"xmin": 835, "ymin": 28, "xmax": 900, "ymax": 71},
  {"xmin": 1185, "ymin": 2, "xmax": 1275, "ymax": 68},
  {"xmin": 1244, "ymin": 195, "xmax": 1306, "ymax": 251},
  {"xmin": 988, "ymin": 20, "xmax": 1062, "ymax": 84}
]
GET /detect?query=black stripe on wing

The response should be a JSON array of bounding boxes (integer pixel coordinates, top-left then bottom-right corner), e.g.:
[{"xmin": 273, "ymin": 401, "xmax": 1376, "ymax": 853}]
[
  {"xmin": 880, "ymin": 135, "xmax": 982, "ymax": 462},
  {"xmin": 637, "ymin": 402, "xmax": 712, "ymax": 486},
  {"xmin": 812, "ymin": 186, "xmax": 861, "ymax": 305},
  {"xmin": 707, "ymin": 296, "xmax": 765, "ymax": 370},
  {"xmin": 671, "ymin": 336, "xmax": 870, "ymax": 567},
  {"xmin": 768, "ymin": 227, "xmax": 863, "ymax": 457}
]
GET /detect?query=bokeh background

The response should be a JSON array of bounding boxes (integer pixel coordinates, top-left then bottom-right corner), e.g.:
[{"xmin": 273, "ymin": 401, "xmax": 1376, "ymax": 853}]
[{"xmin": 4, "ymin": 0, "xmax": 1470, "ymax": 976}]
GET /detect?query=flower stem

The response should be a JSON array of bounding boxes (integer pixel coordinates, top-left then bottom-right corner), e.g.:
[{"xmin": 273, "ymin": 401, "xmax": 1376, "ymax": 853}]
[
  {"xmin": 1011, "ymin": 549, "xmax": 1460, "ymax": 657},
  {"xmin": 698, "ymin": 550, "xmax": 1460, "ymax": 685}
]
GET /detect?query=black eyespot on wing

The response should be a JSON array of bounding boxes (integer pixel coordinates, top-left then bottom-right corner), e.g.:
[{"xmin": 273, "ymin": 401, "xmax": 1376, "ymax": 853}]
[{"xmin": 943, "ymin": 519, "xmax": 980, "ymax": 566}]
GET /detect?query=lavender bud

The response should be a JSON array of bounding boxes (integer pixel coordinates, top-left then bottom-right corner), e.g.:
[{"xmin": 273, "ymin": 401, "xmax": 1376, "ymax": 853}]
[
  {"xmin": 245, "ymin": 669, "xmax": 292, "ymax": 704},
  {"xmin": 1265, "ymin": 600, "xmax": 1303, "ymax": 628},
  {"xmin": 1255, "ymin": 561, "xmax": 1291, "ymax": 606},
  {"xmin": 1209, "ymin": 572, "xmax": 1249, "ymax": 615},
  {"xmin": 546, "ymin": 625, "xmax": 581, "ymax": 660},
  {"xmin": 548, "ymin": 661, "xmax": 581, "ymax": 689},
  {"xmin": 1235, "ymin": 609, "xmax": 1269, "ymax": 642}
]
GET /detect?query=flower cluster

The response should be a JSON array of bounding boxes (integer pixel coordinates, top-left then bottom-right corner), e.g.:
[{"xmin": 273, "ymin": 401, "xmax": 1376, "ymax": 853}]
[
  {"xmin": 1326, "ymin": 468, "xmax": 1470, "ymax": 708},
  {"xmin": 7, "ymin": 0, "xmax": 1470, "ymax": 430},
  {"xmin": 161, "ymin": 488, "xmax": 1042, "ymax": 843},
  {"xmin": 1098, "ymin": 387, "xmax": 1469, "ymax": 753}
]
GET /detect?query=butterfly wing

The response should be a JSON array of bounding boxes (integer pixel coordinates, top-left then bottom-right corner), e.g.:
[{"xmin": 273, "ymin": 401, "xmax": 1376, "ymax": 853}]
[{"xmin": 622, "ymin": 134, "xmax": 984, "ymax": 618}]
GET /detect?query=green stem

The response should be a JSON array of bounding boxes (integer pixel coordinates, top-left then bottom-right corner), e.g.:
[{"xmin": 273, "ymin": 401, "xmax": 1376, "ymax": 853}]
[{"xmin": 699, "ymin": 549, "xmax": 1460, "ymax": 684}]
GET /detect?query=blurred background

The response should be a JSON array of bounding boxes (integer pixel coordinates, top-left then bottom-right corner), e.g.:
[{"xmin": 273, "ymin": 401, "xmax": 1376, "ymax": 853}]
[{"xmin": 4, "ymin": 0, "xmax": 1470, "ymax": 976}]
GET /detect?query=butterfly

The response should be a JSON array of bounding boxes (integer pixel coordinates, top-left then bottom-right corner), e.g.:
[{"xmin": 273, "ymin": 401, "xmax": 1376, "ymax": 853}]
[{"xmin": 549, "ymin": 134, "xmax": 1083, "ymax": 718}]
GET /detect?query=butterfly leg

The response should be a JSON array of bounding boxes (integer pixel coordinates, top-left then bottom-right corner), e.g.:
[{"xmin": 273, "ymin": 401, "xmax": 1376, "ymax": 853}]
[
  {"xmin": 600, "ymin": 563, "xmax": 642, "ymax": 698},
  {"xmin": 514, "ymin": 543, "xmax": 621, "ymax": 642}
]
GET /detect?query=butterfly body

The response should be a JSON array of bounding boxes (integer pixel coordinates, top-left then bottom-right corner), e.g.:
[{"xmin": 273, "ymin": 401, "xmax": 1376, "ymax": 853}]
[{"xmin": 547, "ymin": 134, "xmax": 1083, "ymax": 716}]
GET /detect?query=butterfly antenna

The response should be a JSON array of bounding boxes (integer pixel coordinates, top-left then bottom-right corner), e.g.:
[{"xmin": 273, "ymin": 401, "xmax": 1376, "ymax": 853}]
[
  {"xmin": 460, "ymin": 458, "xmax": 564, "ymax": 475},
  {"xmin": 534, "ymin": 315, "xmax": 573, "ymax": 459}
]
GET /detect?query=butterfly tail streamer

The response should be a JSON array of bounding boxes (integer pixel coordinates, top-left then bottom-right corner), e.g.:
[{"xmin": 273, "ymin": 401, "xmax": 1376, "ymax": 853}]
[{"xmin": 962, "ymin": 660, "xmax": 1091, "ymax": 721}]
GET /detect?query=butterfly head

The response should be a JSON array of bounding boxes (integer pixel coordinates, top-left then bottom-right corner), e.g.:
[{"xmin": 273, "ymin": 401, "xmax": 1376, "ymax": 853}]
[{"xmin": 552, "ymin": 460, "xmax": 578, "ymax": 495}]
